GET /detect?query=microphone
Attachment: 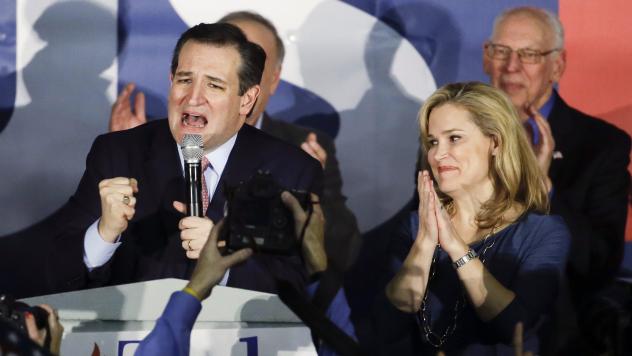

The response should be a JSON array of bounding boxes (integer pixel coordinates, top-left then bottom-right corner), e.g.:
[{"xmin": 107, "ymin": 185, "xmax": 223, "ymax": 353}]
[{"xmin": 180, "ymin": 134, "xmax": 204, "ymax": 217}]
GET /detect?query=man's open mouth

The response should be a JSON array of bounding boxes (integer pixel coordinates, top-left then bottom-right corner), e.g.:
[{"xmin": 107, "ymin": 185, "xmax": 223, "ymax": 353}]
[{"xmin": 182, "ymin": 113, "xmax": 207, "ymax": 128}]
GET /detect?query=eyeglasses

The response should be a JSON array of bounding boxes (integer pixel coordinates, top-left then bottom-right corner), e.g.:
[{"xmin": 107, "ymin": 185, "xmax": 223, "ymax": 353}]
[{"xmin": 484, "ymin": 42, "xmax": 560, "ymax": 64}]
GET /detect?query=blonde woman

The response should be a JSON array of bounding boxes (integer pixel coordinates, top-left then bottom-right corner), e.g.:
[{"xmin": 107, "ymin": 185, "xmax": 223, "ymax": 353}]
[{"xmin": 377, "ymin": 82, "xmax": 569, "ymax": 355}]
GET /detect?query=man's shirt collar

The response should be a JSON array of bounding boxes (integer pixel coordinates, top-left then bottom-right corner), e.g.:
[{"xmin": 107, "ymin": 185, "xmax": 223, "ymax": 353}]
[{"xmin": 176, "ymin": 132, "xmax": 238, "ymax": 178}]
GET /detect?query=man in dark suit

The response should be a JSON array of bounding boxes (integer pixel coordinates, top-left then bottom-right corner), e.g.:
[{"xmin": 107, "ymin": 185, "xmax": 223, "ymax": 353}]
[
  {"xmin": 219, "ymin": 12, "xmax": 361, "ymax": 276},
  {"xmin": 111, "ymin": 12, "xmax": 360, "ymax": 277},
  {"xmin": 483, "ymin": 6, "xmax": 631, "ymax": 352},
  {"xmin": 48, "ymin": 23, "xmax": 323, "ymax": 294},
  {"xmin": 483, "ymin": 5, "xmax": 630, "ymax": 294}
]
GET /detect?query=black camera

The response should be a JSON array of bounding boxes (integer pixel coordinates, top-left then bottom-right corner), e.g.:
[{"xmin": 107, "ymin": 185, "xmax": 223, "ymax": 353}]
[
  {"xmin": 0, "ymin": 294, "xmax": 50, "ymax": 348},
  {"xmin": 221, "ymin": 170, "xmax": 309, "ymax": 254}
]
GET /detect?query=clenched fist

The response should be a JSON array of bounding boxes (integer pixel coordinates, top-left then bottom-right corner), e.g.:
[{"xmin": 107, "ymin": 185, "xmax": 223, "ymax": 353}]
[{"xmin": 97, "ymin": 177, "xmax": 138, "ymax": 242}]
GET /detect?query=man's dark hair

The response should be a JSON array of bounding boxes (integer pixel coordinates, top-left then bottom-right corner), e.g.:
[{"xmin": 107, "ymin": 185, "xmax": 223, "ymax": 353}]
[
  {"xmin": 218, "ymin": 11, "xmax": 285, "ymax": 65},
  {"xmin": 170, "ymin": 22, "xmax": 266, "ymax": 95}
]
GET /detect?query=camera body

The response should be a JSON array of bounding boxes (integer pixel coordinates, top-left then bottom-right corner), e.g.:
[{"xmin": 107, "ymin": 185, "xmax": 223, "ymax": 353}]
[
  {"xmin": 221, "ymin": 170, "xmax": 309, "ymax": 254},
  {"xmin": 0, "ymin": 295, "xmax": 50, "ymax": 343}
]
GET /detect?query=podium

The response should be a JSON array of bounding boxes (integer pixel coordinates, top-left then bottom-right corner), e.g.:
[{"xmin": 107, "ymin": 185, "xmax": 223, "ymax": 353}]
[{"xmin": 21, "ymin": 279, "xmax": 316, "ymax": 355}]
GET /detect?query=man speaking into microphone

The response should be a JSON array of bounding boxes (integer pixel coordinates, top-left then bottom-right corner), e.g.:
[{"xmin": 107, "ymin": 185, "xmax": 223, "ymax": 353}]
[{"xmin": 47, "ymin": 23, "xmax": 323, "ymax": 294}]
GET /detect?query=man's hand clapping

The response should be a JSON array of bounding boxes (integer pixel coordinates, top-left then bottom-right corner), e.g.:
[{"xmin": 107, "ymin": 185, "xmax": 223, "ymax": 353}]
[
  {"xmin": 110, "ymin": 82, "xmax": 147, "ymax": 132},
  {"xmin": 300, "ymin": 133, "xmax": 328, "ymax": 169},
  {"xmin": 525, "ymin": 104, "xmax": 555, "ymax": 192}
]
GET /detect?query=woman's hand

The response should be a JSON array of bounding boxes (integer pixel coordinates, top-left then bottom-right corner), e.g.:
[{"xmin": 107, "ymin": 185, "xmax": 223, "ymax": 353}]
[
  {"xmin": 417, "ymin": 171, "xmax": 439, "ymax": 245},
  {"xmin": 385, "ymin": 171, "xmax": 439, "ymax": 313},
  {"xmin": 427, "ymin": 181, "xmax": 516, "ymax": 321},
  {"xmin": 429, "ymin": 182, "xmax": 469, "ymax": 259}
]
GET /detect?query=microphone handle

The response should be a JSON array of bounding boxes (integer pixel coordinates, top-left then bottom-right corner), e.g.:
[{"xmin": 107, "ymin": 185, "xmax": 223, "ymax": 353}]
[{"xmin": 184, "ymin": 160, "xmax": 203, "ymax": 217}]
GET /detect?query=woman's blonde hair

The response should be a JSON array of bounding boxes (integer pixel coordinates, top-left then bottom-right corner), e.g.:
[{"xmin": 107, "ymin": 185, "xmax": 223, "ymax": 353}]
[{"xmin": 418, "ymin": 81, "xmax": 548, "ymax": 228}]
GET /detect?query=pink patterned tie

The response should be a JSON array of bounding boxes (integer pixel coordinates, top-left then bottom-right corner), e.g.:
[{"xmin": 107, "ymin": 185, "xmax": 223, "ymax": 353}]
[{"xmin": 201, "ymin": 157, "xmax": 211, "ymax": 215}]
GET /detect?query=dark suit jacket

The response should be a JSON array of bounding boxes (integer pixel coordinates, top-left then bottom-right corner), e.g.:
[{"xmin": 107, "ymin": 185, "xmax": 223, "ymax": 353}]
[
  {"xmin": 261, "ymin": 113, "xmax": 361, "ymax": 273},
  {"xmin": 547, "ymin": 95, "xmax": 630, "ymax": 294},
  {"xmin": 47, "ymin": 119, "xmax": 323, "ymax": 294}
]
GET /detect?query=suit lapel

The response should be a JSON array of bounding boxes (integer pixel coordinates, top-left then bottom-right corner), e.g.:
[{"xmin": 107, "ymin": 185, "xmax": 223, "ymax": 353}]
[
  {"xmin": 547, "ymin": 96, "xmax": 578, "ymax": 184},
  {"xmin": 141, "ymin": 121, "xmax": 184, "ymax": 234},
  {"xmin": 207, "ymin": 125, "xmax": 264, "ymax": 222}
]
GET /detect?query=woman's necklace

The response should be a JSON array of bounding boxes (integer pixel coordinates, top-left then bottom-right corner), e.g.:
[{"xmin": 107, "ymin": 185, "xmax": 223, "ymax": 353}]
[{"xmin": 417, "ymin": 225, "xmax": 497, "ymax": 348}]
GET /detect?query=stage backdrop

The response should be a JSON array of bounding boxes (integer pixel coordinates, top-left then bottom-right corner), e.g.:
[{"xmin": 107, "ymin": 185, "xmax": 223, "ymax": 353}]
[{"xmin": 1, "ymin": 1, "xmax": 630, "ymax": 247}]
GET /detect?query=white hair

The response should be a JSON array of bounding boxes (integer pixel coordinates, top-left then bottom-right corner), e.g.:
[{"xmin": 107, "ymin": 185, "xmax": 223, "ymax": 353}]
[{"xmin": 492, "ymin": 6, "xmax": 564, "ymax": 49}]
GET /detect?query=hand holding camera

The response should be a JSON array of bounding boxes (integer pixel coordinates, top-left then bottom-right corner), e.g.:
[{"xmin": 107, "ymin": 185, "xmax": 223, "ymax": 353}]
[
  {"xmin": 0, "ymin": 295, "xmax": 63, "ymax": 355},
  {"xmin": 281, "ymin": 191, "xmax": 327, "ymax": 275},
  {"xmin": 220, "ymin": 170, "xmax": 326, "ymax": 275},
  {"xmin": 221, "ymin": 171, "xmax": 311, "ymax": 255}
]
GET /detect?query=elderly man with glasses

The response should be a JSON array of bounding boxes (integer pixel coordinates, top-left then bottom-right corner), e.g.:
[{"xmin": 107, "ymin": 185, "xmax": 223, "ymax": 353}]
[{"xmin": 483, "ymin": 6, "xmax": 630, "ymax": 354}]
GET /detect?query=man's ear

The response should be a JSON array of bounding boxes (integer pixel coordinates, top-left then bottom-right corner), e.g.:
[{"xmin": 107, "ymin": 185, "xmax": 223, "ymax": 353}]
[
  {"xmin": 269, "ymin": 65, "xmax": 282, "ymax": 95},
  {"xmin": 169, "ymin": 73, "xmax": 174, "ymax": 86},
  {"xmin": 551, "ymin": 49, "xmax": 566, "ymax": 83},
  {"xmin": 239, "ymin": 85, "xmax": 261, "ymax": 116},
  {"xmin": 482, "ymin": 43, "xmax": 493, "ymax": 76}
]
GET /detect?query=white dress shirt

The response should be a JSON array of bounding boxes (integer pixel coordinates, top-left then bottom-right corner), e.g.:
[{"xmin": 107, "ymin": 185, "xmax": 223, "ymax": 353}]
[{"xmin": 253, "ymin": 113, "xmax": 263, "ymax": 130}]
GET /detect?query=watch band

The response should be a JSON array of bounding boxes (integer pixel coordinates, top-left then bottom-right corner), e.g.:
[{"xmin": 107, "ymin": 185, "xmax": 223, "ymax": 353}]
[{"xmin": 452, "ymin": 249, "xmax": 478, "ymax": 269}]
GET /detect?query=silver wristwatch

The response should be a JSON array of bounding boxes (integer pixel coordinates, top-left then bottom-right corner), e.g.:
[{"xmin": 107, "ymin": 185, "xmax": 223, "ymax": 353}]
[{"xmin": 452, "ymin": 249, "xmax": 478, "ymax": 269}]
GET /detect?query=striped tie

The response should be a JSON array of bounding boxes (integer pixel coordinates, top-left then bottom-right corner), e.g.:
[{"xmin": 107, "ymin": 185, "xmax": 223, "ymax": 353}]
[{"xmin": 201, "ymin": 156, "xmax": 211, "ymax": 215}]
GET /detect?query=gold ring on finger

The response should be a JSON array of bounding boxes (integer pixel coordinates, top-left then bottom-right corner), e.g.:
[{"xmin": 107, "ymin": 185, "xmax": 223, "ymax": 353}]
[
  {"xmin": 188, "ymin": 240, "xmax": 193, "ymax": 251},
  {"xmin": 122, "ymin": 195, "xmax": 130, "ymax": 205}
]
